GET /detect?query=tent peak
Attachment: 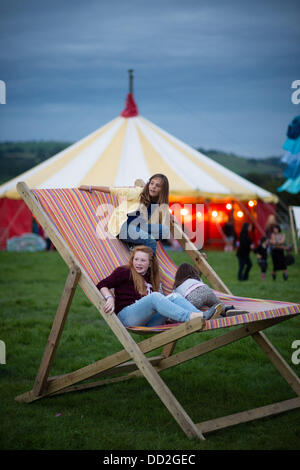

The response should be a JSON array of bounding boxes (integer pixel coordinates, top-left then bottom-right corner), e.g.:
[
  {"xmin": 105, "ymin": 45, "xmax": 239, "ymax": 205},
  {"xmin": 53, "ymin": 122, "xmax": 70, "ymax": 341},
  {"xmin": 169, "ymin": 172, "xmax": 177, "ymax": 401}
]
[{"xmin": 121, "ymin": 69, "xmax": 138, "ymax": 118}]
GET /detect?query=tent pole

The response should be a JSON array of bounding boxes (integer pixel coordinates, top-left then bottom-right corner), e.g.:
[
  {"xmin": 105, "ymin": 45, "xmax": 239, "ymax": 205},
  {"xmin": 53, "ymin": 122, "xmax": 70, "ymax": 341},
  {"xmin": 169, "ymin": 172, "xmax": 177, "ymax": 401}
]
[
  {"xmin": 128, "ymin": 69, "xmax": 134, "ymax": 94},
  {"xmin": 234, "ymin": 199, "xmax": 265, "ymax": 238},
  {"xmin": 289, "ymin": 206, "xmax": 298, "ymax": 254}
]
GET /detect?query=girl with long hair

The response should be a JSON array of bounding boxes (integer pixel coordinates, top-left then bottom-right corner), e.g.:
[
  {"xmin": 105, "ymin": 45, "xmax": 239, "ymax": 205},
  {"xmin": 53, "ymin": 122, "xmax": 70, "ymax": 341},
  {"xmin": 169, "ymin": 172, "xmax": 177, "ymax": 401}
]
[
  {"xmin": 97, "ymin": 246, "xmax": 223, "ymax": 327},
  {"xmin": 80, "ymin": 174, "xmax": 172, "ymax": 253},
  {"xmin": 270, "ymin": 225, "xmax": 288, "ymax": 280},
  {"xmin": 173, "ymin": 263, "xmax": 228, "ymax": 315}
]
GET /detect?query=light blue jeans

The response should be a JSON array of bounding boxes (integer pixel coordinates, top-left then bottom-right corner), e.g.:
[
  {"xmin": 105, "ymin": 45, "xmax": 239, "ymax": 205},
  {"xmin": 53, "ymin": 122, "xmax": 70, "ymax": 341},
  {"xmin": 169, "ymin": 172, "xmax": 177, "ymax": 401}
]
[
  {"xmin": 119, "ymin": 221, "xmax": 170, "ymax": 254},
  {"xmin": 118, "ymin": 292, "xmax": 201, "ymax": 327}
]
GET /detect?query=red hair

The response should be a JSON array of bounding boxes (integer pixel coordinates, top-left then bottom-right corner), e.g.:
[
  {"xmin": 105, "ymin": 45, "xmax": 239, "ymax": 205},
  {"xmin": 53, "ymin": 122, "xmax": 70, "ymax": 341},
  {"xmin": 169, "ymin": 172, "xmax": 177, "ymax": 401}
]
[{"xmin": 128, "ymin": 245, "xmax": 161, "ymax": 295}]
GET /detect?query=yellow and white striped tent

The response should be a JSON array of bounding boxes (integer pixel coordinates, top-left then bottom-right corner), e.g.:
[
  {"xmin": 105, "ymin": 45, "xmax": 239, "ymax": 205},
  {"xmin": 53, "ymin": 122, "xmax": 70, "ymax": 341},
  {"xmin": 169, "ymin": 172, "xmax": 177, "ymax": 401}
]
[{"xmin": 0, "ymin": 99, "xmax": 277, "ymax": 203}]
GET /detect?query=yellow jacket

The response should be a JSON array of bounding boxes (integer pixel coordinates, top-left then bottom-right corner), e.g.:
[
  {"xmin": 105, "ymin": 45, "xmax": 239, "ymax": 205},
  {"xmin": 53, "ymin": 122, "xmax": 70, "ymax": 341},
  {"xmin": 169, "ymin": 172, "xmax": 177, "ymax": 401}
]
[{"xmin": 108, "ymin": 186, "xmax": 169, "ymax": 237}]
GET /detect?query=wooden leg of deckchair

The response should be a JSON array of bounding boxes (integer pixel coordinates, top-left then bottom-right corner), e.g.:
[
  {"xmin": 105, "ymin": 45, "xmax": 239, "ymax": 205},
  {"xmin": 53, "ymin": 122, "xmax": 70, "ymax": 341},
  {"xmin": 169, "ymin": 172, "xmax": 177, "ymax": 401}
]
[
  {"xmin": 31, "ymin": 265, "xmax": 81, "ymax": 397},
  {"xmin": 251, "ymin": 331, "xmax": 300, "ymax": 396},
  {"xmin": 162, "ymin": 341, "xmax": 177, "ymax": 358}
]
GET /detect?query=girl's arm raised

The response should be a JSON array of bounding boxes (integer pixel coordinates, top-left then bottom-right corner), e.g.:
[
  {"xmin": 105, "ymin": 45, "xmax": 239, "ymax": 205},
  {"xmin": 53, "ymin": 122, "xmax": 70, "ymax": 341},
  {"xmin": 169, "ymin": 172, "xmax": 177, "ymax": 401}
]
[{"xmin": 79, "ymin": 185, "xmax": 111, "ymax": 193}]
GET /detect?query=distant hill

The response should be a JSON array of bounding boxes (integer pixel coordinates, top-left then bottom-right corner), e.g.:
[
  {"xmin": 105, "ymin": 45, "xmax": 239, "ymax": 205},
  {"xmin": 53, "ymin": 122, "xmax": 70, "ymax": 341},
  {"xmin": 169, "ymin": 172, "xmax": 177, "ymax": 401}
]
[
  {"xmin": 0, "ymin": 141, "xmax": 71, "ymax": 184},
  {"xmin": 1, "ymin": 140, "xmax": 297, "ymax": 205},
  {"xmin": 196, "ymin": 147, "xmax": 283, "ymax": 177},
  {"xmin": 0, "ymin": 140, "xmax": 283, "ymax": 183}
]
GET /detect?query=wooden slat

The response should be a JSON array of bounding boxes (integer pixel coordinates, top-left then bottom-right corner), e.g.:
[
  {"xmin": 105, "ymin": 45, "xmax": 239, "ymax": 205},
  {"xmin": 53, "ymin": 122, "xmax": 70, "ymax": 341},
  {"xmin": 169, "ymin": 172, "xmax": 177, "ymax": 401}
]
[
  {"xmin": 156, "ymin": 317, "xmax": 287, "ymax": 372},
  {"xmin": 25, "ymin": 356, "xmax": 165, "ymax": 399},
  {"xmin": 197, "ymin": 397, "xmax": 300, "ymax": 434},
  {"xmin": 48, "ymin": 355, "xmax": 164, "ymax": 382},
  {"xmin": 162, "ymin": 341, "xmax": 177, "ymax": 359}
]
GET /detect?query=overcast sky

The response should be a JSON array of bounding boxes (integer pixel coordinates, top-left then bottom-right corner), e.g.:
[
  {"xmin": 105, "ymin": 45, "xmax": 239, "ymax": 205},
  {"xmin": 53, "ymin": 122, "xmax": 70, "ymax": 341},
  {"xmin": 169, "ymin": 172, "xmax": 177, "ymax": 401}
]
[{"xmin": 0, "ymin": 0, "xmax": 299, "ymax": 158}]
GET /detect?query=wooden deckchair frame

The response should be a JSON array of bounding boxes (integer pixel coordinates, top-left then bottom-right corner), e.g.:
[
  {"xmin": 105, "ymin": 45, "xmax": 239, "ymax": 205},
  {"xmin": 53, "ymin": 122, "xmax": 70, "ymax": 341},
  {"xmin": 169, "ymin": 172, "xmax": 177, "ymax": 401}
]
[{"xmin": 15, "ymin": 182, "xmax": 300, "ymax": 441}]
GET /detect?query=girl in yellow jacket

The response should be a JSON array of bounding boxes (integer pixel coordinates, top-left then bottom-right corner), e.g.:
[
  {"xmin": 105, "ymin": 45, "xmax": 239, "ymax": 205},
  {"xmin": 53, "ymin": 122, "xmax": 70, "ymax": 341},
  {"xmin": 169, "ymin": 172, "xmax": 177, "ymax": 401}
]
[{"xmin": 79, "ymin": 174, "xmax": 172, "ymax": 253}]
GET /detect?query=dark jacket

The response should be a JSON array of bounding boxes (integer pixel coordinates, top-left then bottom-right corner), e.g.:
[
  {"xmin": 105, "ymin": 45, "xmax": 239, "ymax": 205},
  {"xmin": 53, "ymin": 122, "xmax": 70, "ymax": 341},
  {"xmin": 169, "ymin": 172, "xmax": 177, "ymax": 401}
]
[{"xmin": 97, "ymin": 266, "xmax": 152, "ymax": 314}]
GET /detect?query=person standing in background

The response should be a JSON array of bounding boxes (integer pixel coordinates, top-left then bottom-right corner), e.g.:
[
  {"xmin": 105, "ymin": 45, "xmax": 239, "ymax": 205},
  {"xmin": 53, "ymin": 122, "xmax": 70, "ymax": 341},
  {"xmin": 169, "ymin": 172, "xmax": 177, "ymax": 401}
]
[{"xmin": 236, "ymin": 222, "xmax": 254, "ymax": 281}]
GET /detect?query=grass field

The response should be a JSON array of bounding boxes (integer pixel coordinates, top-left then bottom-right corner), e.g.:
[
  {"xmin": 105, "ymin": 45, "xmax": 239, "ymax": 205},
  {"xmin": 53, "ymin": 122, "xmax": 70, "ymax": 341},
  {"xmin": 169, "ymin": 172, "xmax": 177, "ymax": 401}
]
[{"xmin": 0, "ymin": 249, "xmax": 299, "ymax": 451}]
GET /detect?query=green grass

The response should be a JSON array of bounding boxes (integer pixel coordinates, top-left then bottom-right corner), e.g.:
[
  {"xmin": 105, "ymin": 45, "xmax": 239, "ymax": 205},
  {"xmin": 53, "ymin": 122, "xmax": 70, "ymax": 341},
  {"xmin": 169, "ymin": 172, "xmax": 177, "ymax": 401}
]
[{"xmin": 0, "ymin": 250, "xmax": 299, "ymax": 450}]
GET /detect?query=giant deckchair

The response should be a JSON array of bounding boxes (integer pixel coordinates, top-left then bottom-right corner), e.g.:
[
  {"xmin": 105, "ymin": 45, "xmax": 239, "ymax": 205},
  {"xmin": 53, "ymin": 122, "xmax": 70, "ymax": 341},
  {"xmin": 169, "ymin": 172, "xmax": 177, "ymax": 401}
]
[{"xmin": 15, "ymin": 182, "xmax": 300, "ymax": 441}]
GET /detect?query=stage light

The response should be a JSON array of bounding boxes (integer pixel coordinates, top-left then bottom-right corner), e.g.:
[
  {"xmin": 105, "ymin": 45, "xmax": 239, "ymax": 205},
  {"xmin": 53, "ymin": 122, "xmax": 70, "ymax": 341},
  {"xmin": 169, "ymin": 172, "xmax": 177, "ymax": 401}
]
[
  {"xmin": 180, "ymin": 208, "xmax": 189, "ymax": 216},
  {"xmin": 248, "ymin": 200, "xmax": 255, "ymax": 208},
  {"xmin": 226, "ymin": 203, "xmax": 232, "ymax": 210},
  {"xmin": 212, "ymin": 210, "xmax": 218, "ymax": 218},
  {"xmin": 237, "ymin": 210, "xmax": 244, "ymax": 218}
]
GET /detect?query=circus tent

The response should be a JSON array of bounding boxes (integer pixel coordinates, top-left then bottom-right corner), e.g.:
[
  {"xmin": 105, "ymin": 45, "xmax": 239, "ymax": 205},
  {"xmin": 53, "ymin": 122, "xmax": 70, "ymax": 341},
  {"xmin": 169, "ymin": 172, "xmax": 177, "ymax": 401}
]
[
  {"xmin": 0, "ymin": 75, "xmax": 278, "ymax": 248},
  {"xmin": 0, "ymin": 109, "xmax": 277, "ymax": 203}
]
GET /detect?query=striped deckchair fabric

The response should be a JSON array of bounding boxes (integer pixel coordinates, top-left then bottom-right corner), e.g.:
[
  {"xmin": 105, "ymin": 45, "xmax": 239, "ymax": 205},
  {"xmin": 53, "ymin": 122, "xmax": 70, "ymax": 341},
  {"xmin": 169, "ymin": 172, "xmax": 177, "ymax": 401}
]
[
  {"xmin": 16, "ymin": 182, "xmax": 300, "ymax": 441},
  {"xmin": 128, "ymin": 293, "xmax": 300, "ymax": 333},
  {"xmin": 32, "ymin": 188, "xmax": 176, "ymax": 294},
  {"xmin": 33, "ymin": 187, "xmax": 300, "ymax": 333}
]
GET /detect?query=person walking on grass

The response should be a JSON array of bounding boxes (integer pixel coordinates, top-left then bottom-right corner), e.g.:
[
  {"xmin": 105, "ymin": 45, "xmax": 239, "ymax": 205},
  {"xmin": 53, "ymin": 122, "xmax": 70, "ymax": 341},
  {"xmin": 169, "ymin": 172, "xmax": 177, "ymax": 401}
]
[
  {"xmin": 270, "ymin": 225, "xmax": 288, "ymax": 281},
  {"xmin": 79, "ymin": 174, "xmax": 173, "ymax": 254},
  {"xmin": 236, "ymin": 222, "xmax": 254, "ymax": 281},
  {"xmin": 254, "ymin": 236, "xmax": 268, "ymax": 281},
  {"xmin": 97, "ymin": 245, "xmax": 224, "ymax": 328}
]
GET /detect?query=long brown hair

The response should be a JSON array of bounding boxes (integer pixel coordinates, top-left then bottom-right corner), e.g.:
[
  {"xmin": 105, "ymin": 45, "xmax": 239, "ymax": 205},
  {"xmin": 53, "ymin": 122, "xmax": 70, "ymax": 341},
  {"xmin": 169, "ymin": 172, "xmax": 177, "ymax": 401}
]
[
  {"xmin": 128, "ymin": 245, "xmax": 161, "ymax": 296},
  {"xmin": 139, "ymin": 174, "xmax": 169, "ymax": 207},
  {"xmin": 173, "ymin": 263, "xmax": 201, "ymax": 289}
]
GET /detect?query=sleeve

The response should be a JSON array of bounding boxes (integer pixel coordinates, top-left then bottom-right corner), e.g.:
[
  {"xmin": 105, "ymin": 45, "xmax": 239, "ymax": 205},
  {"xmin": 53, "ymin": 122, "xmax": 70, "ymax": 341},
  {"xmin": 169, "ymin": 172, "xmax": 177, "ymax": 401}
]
[{"xmin": 96, "ymin": 266, "xmax": 130, "ymax": 290}]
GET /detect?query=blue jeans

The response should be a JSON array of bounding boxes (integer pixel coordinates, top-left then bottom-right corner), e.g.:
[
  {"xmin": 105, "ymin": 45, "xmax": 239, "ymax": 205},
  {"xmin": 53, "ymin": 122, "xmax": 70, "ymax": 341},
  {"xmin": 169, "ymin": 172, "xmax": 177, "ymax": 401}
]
[
  {"xmin": 119, "ymin": 220, "xmax": 170, "ymax": 253},
  {"xmin": 118, "ymin": 292, "xmax": 201, "ymax": 327}
]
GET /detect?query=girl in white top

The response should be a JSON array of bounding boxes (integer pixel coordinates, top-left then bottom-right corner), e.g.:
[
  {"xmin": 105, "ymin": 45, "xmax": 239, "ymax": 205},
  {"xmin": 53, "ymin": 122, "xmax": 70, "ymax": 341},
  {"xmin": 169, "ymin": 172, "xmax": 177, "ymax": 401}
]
[
  {"xmin": 173, "ymin": 263, "xmax": 227, "ymax": 315},
  {"xmin": 79, "ymin": 174, "xmax": 172, "ymax": 254}
]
